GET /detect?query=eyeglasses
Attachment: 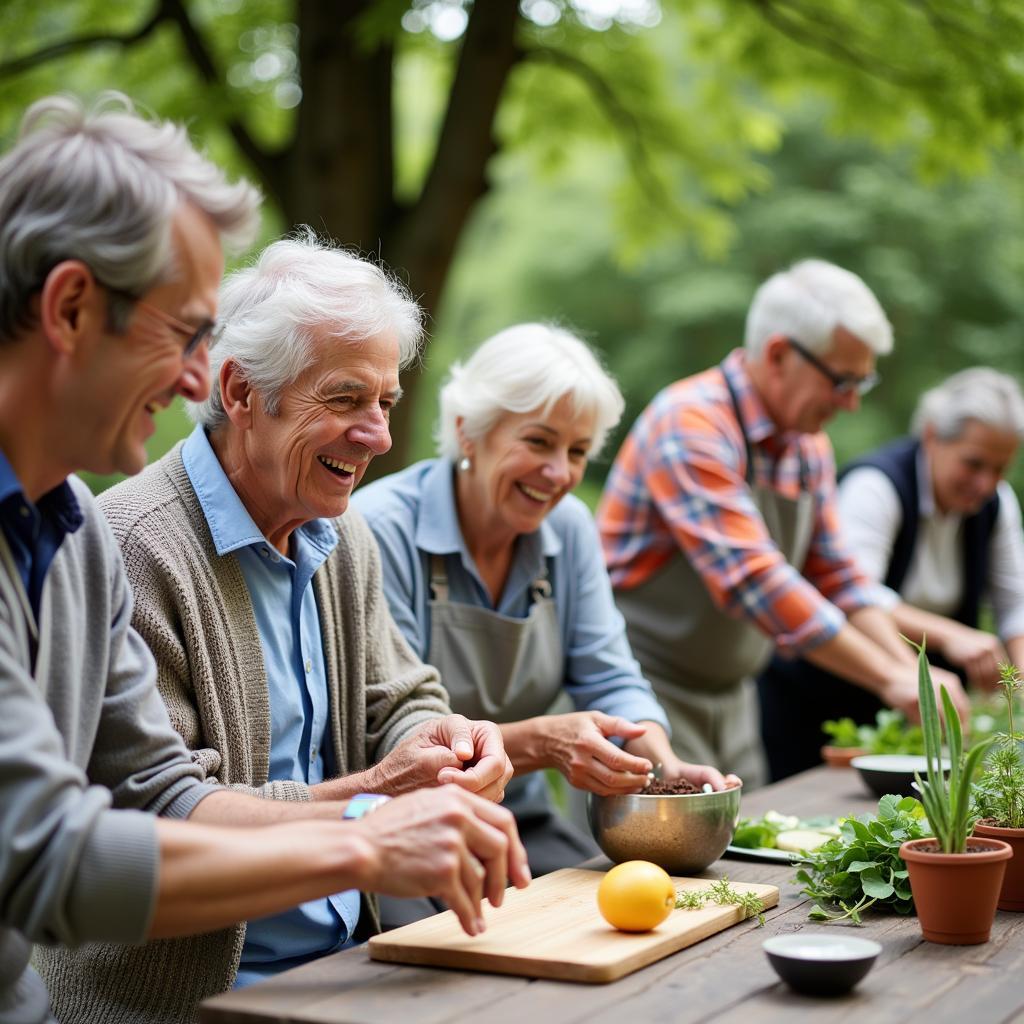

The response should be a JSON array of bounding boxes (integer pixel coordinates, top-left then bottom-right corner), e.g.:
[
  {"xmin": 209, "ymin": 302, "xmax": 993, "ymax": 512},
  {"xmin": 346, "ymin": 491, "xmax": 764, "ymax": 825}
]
[
  {"xmin": 101, "ymin": 281, "xmax": 218, "ymax": 358},
  {"xmin": 787, "ymin": 338, "xmax": 880, "ymax": 397}
]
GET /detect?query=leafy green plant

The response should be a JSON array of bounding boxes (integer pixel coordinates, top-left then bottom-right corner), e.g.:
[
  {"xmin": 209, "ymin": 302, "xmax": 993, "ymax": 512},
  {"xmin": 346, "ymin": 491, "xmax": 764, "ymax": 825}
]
[
  {"xmin": 910, "ymin": 639, "xmax": 994, "ymax": 854},
  {"xmin": 795, "ymin": 794, "xmax": 930, "ymax": 923},
  {"xmin": 822, "ymin": 709, "xmax": 924, "ymax": 755},
  {"xmin": 973, "ymin": 663, "xmax": 1024, "ymax": 830},
  {"xmin": 675, "ymin": 877, "xmax": 766, "ymax": 925}
]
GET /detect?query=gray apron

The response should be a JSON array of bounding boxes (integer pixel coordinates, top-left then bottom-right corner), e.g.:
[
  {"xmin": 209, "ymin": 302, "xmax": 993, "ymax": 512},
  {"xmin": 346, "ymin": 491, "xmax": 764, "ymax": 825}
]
[
  {"xmin": 426, "ymin": 554, "xmax": 599, "ymax": 873},
  {"xmin": 614, "ymin": 367, "xmax": 814, "ymax": 788},
  {"xmin": 377, "ymin": 551, "xmax": 599, "ymax": 929}
]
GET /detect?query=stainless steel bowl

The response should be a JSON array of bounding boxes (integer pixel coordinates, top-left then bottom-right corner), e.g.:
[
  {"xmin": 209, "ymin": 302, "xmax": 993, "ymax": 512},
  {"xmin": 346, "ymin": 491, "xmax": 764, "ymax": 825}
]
[{"xmin": 588, "ymin": 785, "xmax": 743, "ymax": 874}]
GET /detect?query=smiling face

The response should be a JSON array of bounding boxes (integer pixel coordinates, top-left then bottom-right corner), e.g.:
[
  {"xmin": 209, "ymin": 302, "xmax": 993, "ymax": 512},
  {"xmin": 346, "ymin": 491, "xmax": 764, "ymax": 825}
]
[
  {"xmin": 457, "ymin": 394, "xmax": 595, "ymax": 543},
  {"xmin": 924, "ymin": 419, "xmax": 1018, "ymax": 516},
  {"xmin": 762, "ymin": 327, "xmax": 877, "ymax": 435},
  {"xmin": 77, "ymin": 202, "xmax": 221, "ymax": 477},
  {"xmin": 227, "ymin": 328, "xmax": 400, "ymax": 545}
]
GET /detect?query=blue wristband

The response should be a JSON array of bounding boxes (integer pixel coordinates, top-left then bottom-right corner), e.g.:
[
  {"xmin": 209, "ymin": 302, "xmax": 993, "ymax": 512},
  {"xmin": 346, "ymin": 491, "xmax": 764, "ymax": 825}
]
[{"xmin": 342, "ymin": 793, "xmax": 392, "ymax": 820}]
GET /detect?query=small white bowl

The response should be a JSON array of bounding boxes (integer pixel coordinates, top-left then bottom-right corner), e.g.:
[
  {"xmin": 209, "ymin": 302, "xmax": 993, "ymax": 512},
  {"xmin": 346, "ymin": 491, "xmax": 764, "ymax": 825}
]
[
  {"xmin": 850, "ymin": 754, "xmax": 950, "ymax": 799},
  {"xmin": 763, "ymin": 934, "xmax": 882, "ymax": 996}
]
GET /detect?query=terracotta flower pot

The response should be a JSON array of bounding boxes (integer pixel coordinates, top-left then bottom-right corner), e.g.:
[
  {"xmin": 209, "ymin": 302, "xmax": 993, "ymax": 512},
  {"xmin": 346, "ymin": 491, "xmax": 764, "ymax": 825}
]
[
  {"xmin": 972, "ymin": 823, "xmax": 1024, "ymax": 912},
  {"xmin": 820, "ymin": 745, "xmax": 866, "ymax": 768},
  {"xmin": 900, "ymin": 837, "xmax": 1012, "ymax": 944}
]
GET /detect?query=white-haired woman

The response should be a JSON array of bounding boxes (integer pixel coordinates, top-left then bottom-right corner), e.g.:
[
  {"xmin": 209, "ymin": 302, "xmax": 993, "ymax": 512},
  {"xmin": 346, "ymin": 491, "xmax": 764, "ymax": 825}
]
[
  {"xmin": 759, "ymin": 366, "xmax": 1024, "ymax": 780},
  {"xmin": 354, "ymin": 324, "xmax": 736, "ymax": 882}
]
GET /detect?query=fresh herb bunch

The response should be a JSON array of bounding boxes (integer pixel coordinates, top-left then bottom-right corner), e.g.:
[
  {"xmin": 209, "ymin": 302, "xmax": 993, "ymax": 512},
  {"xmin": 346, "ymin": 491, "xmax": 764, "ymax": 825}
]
[
  {"xmin": 973, "ymin": 663, "xmax": 1024, "ymax": 830},
  {"xmin": 822, "ymin": 709, "xmax": 924, "ymax": 755},
  {"xmin": 675, "ymin": 877, "xmax": 766, "ymax": 926},
  {"xmin": 795, "ymin": 794, "xmax": 930, "ymax": 923},
  {"xmin": 910, "ymin": 638, "xmax": 994, "ymax": 854}
]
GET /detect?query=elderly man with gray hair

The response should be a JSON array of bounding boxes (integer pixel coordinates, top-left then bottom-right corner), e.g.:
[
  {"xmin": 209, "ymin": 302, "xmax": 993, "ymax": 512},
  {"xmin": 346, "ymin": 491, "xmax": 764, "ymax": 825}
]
[
  {"xmin": 38, "ymin": 232, "xmax": 520, "ymax": 1020},
  {"xmin": 0, "ymin": 94, "xmax": 526, "ymax": 1024},
  {"xmin": 598, "ymin": 259, "xmax": 967, "ymax": 787},
  {"xmin": 759, "ymin": 366, "xmax": 1024, "ymax": 779}
]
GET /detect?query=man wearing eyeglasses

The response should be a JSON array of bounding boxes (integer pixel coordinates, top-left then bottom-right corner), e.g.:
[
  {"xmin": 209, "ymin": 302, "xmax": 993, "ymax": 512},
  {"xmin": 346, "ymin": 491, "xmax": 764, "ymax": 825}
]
[
  {"xmin": 597, "ymin": 259, "xmax": 968, "ymax": 787},
  {"xmin": 0, "ymin": 94, "xmax": 527, "ymax": 1024}
]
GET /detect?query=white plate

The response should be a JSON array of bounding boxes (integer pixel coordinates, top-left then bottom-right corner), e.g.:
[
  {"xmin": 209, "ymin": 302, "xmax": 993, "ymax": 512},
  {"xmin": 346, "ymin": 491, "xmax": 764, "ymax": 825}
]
[{"xmin": 723, "ymin": 844, "xmax": 804, "ymax": 864}]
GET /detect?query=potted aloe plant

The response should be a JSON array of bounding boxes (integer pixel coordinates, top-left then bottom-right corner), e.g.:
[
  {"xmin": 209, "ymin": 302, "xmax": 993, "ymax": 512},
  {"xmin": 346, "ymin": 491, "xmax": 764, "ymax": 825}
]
[
  {"xmin": 972, "ymin": 663, "xmax": 1024, "ymax": 911},
  {"xmin": 899, "ymin": 641, "xmax": 1012, "ymax": 944}
]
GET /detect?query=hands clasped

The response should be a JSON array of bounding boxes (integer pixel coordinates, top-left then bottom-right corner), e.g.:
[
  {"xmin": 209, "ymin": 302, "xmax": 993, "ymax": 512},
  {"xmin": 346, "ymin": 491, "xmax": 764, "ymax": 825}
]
[{"xmin": 369, "ymin": 714, "xmax": 513, "ymax": 802}]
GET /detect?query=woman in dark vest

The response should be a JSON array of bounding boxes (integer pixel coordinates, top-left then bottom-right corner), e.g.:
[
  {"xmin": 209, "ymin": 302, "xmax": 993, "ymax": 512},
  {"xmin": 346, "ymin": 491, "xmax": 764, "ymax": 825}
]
[{"xmin": 759, "ymin": 367, "xmax": 1024, "ymax": 780}]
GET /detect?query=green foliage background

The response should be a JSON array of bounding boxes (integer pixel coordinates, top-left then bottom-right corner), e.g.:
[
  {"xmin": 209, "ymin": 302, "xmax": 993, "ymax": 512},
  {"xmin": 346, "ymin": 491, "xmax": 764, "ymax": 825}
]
[{"xmin": 1, "ymin": 1, "xmax": 1022, "ymax": 503}]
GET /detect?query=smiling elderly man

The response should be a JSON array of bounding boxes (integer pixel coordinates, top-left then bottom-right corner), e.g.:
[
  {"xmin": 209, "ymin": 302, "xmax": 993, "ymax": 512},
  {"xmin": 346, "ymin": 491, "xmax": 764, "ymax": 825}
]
[
  {"xmin": 597, "ymin": 259, "xmax": 968, "ymax": 787},
  {"xmin": 0, "ymin": 92, "xmax": 525, "ymax": 1024},
  {"xmin": 34, "ymin": 232, "xmax": 517, "ymax": 1020}
]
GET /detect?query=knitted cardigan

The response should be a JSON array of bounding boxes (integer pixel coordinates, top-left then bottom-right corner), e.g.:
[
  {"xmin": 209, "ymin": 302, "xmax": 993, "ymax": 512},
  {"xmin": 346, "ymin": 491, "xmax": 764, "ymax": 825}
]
[{"xmin": 35, "ymin": 443, "xmax": 451, "ymax": 1024}]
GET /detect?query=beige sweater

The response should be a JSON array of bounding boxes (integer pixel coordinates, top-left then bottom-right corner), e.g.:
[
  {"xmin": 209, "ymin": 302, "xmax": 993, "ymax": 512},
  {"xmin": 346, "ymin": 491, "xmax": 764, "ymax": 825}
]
[{"xmin": 36, "ymin": 443, "xmax": 451, "ymax": 1024}]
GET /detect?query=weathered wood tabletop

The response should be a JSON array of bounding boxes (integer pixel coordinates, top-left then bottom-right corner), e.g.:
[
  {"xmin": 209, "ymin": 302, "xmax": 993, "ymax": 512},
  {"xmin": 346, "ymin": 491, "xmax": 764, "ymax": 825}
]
[{"xmin": 200, "ymin": 765, "xmax": 1024, "ymax": 1024}]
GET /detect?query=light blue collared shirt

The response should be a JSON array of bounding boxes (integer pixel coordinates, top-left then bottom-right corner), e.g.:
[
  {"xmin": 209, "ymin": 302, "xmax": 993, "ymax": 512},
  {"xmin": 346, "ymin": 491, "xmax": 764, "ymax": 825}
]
[
  {"xmin": 352, "ymin": 458, "xmax": 670, "ymax": 732},
  {"xmin": 181, "ymin": 426, "xmax": 360, "ymax": 988}
]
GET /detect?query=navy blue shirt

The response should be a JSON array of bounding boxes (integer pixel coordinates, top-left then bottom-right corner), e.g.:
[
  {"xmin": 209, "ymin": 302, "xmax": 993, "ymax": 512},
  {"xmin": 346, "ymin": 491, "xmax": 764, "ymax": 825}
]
[{"xmin": 0, "ymin": 448, "xmax": 82, "ymax": 620}]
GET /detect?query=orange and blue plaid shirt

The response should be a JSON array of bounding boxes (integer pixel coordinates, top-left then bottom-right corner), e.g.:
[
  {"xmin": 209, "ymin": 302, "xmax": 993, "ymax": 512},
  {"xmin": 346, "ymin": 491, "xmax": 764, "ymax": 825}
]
[{"xmin": 597, "ymin": 348, "xmax": 881, "ymax": 657}]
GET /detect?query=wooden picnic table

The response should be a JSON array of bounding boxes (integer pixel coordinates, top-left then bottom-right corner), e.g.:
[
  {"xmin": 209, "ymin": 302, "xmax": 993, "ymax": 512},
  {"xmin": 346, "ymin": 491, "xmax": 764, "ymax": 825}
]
[{"xmin": 200, "ymin": 765, "xmax": 1024, "ymax": 1023}]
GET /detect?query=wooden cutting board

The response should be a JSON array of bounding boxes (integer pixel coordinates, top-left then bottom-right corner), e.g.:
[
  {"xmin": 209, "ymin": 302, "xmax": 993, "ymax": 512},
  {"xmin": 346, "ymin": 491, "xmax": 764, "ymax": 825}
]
[{"xmin": 368, "ymin": 868, "xmax": 779, "ymax": 984}]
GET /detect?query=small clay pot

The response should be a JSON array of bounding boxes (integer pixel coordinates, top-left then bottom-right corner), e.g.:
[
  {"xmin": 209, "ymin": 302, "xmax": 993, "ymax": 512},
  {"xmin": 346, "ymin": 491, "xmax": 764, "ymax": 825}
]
[
  {"xmin": 900, "ymin": 837, "xmax": 1012, "ymax": 944},
  {"xmin": 972, "ymin": 822, "xmax": 1024, "ymax": 912},
  {"xmin": 820, "ymin": 745, "xmax": 866, "ymax": 769}
]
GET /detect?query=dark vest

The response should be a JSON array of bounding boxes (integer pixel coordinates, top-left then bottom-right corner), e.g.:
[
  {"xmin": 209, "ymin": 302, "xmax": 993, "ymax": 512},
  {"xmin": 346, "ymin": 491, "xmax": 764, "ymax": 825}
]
[
  {"xmin": 841, "ymin": 437, "xmax": 1000, "ymax": 628},
  {"xmin": 757, "ymin": 437, "xmax": 1001, "ymax": 782}
]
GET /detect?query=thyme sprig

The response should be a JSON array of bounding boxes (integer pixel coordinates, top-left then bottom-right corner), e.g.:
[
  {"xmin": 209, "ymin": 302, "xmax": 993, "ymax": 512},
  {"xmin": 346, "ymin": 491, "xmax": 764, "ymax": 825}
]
[{"xmin": 675, "ymin": 876, "xmax": 766, "ymax": 925}]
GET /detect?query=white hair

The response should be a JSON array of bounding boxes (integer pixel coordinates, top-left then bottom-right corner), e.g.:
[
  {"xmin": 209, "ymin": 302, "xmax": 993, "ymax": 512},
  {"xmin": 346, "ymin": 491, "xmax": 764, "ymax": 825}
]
[
  {"xmin": 0, "ymin": 91, "xmax": 261, "ymax": 342},
  {"xmin": 436, "ymin": 323, "xmax": 624, "ymax": 461},
  {"xmin": 189, "ymin": 230, "xmax": 424, "ymax": 430},
  {"xmin": 744, "ymin": 259, "xmax": 893, "ymax": 358},
  {"xmin": 912, "ymin": 367, "xmax": 1024, "ymax": 442}
]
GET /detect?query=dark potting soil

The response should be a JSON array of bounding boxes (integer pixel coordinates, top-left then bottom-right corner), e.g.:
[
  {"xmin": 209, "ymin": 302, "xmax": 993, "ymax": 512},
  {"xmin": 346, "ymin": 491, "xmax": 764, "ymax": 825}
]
[
  {"xmin": 642, "ymin": 778, "xmax": 701, "ymax": 795},
  {"xmin": 911, "ymin": 841, "xmax": 999, "ymax": 854}
]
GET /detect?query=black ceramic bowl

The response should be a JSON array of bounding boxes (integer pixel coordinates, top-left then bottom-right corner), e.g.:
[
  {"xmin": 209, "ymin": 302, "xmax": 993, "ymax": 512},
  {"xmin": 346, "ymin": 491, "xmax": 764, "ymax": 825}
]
[
  {"xmin": 850, "ymin": 754, "xmax": 950, "ymax": 799},
  {"xmin": 762, "ymin": 934, "xmax": 882, "ymax": 996}
]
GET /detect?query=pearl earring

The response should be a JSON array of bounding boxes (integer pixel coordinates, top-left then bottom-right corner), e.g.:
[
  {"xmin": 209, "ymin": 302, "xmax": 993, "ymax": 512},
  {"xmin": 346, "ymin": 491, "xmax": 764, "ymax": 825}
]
[{"xmin": 458, "ymin": 456, "xmax": 471, "ymax": 472}]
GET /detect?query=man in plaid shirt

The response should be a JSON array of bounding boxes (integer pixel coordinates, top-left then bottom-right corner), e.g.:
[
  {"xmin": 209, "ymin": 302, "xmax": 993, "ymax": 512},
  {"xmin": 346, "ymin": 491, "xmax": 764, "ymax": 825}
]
[{"xmin": 597, "ymin": 260, "xmax": 967, "ymax": 785}]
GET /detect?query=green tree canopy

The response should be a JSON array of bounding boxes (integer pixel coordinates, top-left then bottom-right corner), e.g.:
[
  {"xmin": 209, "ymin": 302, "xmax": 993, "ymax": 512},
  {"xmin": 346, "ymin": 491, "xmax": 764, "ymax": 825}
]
[{"xmin": 2, "ymin": 0, "xmax": 1023, "ymax": 475}]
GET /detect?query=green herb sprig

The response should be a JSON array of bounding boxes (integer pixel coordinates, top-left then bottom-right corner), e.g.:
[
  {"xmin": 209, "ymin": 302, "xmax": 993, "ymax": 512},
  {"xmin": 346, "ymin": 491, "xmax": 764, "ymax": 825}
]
[
  {"xmin": 795, "ymin": 794, "xmax": 930, "ymax": 923},
  {"xmin": 973, "ymin": 663, "xmax": 1024, "ymax": 830},
  {"xmin": 675, "ymin": 877, "xmax": 766, "ymax": 926}
]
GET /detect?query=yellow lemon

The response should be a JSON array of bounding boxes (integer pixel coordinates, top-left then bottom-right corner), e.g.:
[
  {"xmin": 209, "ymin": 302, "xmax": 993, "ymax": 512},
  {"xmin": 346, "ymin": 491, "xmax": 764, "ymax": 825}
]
[{"xmin": 597, "ymin": 860, "xmax": 676, "ymax": 932}]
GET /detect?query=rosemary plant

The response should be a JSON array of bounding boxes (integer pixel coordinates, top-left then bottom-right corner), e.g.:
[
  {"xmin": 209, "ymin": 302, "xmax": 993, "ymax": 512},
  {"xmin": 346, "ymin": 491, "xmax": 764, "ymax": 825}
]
[
  {"xmin": 974, "ymin": 664, "xmax": 1024, "ymax": 830},
  {"xmin": 910, "ymin": 639, "xmax": 993, "ymax": 853}
]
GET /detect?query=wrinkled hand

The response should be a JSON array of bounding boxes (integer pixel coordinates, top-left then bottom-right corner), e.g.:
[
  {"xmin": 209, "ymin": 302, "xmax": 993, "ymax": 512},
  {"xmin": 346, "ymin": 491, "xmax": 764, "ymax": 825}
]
[
  {"xmin": 371, "ymin": 715, "xmax": 512, "ymax": 802},
  {"xmin": 543, "ymin": 712, "xmax": 652, "ymax": 796},
  {"xmin": 882, "ymin": 662, "xmax": 970, "ymax": 725},
  {"xmin": 659, "ymin": 755, "xmax": 742, "ymax": 792},
  {"xmin": 351, "ymin": 787, "xmax": 530, "ymax": 936},
  {"xmin": 433, "ymin": 715, "xmax": 513, "ymax": 801},
  {"xmin": 941, "ymin": 625, "xmax": 1008, "ymax": 691}
]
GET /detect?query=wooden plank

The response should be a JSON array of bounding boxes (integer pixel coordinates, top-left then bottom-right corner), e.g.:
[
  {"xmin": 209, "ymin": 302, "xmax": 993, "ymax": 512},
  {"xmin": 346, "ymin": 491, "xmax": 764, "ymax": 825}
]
[{"xmin": 367, "ymin": 868, "xmax": 779, "ymax": 983}]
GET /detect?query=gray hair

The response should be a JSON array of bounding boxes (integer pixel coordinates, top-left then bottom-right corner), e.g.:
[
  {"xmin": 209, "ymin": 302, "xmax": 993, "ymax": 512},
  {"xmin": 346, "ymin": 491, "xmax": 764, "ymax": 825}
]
[
  {"xmin": 0, "ymin": 91, "xmax": 261, "ymax": 344},
  {"xmin": 912, "ymin": 367, "xmax": 1024, "ymax": 442},
  {"xmin": 189, "ymin": 231, "xmax": 424, "ymax": 430},
  {"xmin": 436, "ymin": 323, "xmax": 625, "ymax": 461},
  {"xmin": 745, "ymin": 259, "xmax": 893, "ymax": 358}
]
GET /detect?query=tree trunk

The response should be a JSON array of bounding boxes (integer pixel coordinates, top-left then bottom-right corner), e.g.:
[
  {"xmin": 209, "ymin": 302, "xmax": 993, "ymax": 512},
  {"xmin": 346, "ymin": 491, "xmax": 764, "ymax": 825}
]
[{"xmin": 285, "ymin": 0, "xmax": 522, "ymax": 477}]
